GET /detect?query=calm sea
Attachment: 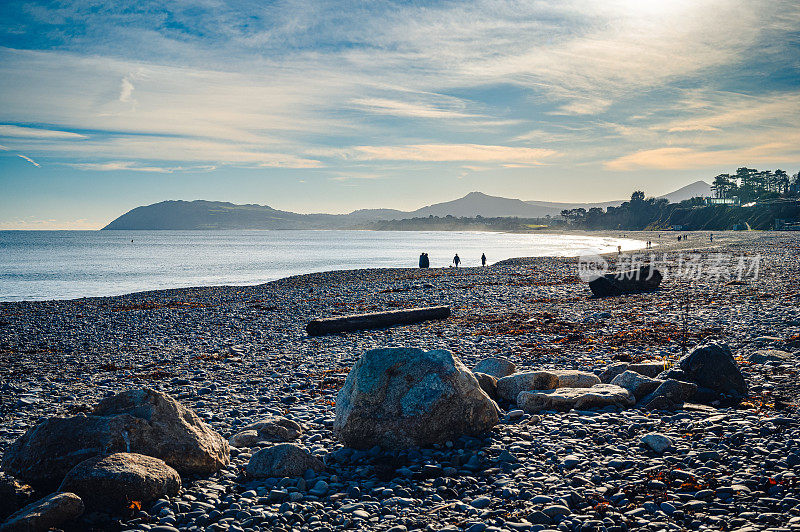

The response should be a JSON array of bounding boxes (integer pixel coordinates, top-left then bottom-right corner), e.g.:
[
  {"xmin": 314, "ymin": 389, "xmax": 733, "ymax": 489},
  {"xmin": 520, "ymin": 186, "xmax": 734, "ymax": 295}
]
[{"xmin": 0, "ymin": 230, "xmax": 645, "ymax": 301}]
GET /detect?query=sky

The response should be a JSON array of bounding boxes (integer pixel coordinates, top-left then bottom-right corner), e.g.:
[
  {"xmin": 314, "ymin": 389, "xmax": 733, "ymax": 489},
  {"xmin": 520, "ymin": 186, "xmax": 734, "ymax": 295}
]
[{"xmin": 0, "ymin": 0, "xmax": 799, "ymax": 229}]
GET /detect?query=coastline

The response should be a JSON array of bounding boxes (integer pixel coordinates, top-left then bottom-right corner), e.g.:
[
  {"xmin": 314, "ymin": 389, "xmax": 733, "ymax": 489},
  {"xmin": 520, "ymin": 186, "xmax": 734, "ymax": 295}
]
[{"xmin": 2, "ymin": 230, "xmax": 798, "ymax": 531}]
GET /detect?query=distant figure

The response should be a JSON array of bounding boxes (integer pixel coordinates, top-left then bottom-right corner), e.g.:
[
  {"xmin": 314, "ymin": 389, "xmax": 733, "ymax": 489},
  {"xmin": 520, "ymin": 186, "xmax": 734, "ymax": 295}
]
[
  {"xmin": 678, "ymin": 235, "xmax": 682, "ymax": 241},
  {"xmin": 617, "ymin": 245, "xmax": 622, "ymax": 255},
  {"xmin": 422, "ymin": 253, "xmax": 429, "ymax": 268},
  {"xmin": 710, "ymin": 233, "xmax": 713, "ymax": 242},
  {"xmin": 481, "ymin": 253, "xmax": 486, "ymax": 267},
  {"xmin": 453, "ymin": 254, "xmax": 461, "ymax": 268}
]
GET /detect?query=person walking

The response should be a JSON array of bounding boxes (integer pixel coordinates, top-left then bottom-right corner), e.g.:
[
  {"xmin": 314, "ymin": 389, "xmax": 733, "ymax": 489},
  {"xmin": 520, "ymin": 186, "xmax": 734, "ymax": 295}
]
[
  {"xmin": 453, "ymin": 254, "xmax": 461, "ymax": 268},
  {"xmin": 481, "ymin": 253, "xmax": 486, "ymax": 267}
]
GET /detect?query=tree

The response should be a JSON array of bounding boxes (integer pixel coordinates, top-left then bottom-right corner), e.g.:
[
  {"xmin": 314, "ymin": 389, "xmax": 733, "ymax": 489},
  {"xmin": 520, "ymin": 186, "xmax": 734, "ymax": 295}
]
[
  {"xmin": 775, "ymin": 170, "xmax": 789, "ymax": 194},
  {"xmin": 712, "ymin": 173, "xmax": 735, "ymax": 198},
  {"xmin": 631, "ymin": 190, "xmax": 645, "ymax": 203}
]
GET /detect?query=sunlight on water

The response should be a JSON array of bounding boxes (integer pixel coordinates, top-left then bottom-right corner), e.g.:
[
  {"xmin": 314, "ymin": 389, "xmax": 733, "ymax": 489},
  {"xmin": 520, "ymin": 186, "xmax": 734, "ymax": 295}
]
[{"xmin": 0, "ymin": 230, "xmax": 646, "ymax": 301}]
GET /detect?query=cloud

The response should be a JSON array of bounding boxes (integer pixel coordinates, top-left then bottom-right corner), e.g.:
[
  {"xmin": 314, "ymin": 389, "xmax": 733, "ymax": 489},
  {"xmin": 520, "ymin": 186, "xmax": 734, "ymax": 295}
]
[
  {"xmin": 65, "ymin": 161, "xmax": 218, "ymax": 173},
  {"xmin": 605, "ymin": 139, "xmax": 800, "ymax": 171},
  {"xmin": 119, "ymin": 76, "xmax": 135, "ymax": 103},
  {"xmin": 17, "ymin": 154, "xmax": 40, "ymax": 167},
  {"xmin": 0, "ymin": 124, "xmax": 86, "ymax": 139},
  {"xmin": 329, "ymin": 172, "xmax": 382, "ymax": 182},
  {"xmin": 350, "ymin": 97, "xmax": 477, "ymax": 119},
  {"xmin": 345, "ymin": 144, "xmax": 558, "ymax": 163}
]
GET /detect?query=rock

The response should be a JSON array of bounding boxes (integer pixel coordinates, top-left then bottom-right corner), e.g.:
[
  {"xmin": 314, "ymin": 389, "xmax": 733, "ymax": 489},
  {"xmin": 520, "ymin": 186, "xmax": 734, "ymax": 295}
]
[
  {"xmin": 58, "ymin": 453, "xmax": 180, "ymax": 512},
  {"xmin": 639, "ymin": 379, "xmax": 698, "ymax": 410},
  {"xmin": 0, "ymin": 493, "xmax": 84, "ymax": 532},
  {"xmin": 473, "ymin": 372, "xmax": 499, "ymax": 400},
  {"xmin": 553, "ymin": 370, "xmax": 600, "ymax": 388},
  {"xmin": 611, "ymin": 371, "xmax": 663, "ymax": 400},
  {"xmin": 334, "ymin": 348, "xmax": 499, "ymax": 449},
  {"xmin": 599, "ymin": 362, "xmax": 629, "ymax": 384},
  {"xmin": 588, "ymin": 265, "xmax": 662, "ymax": 297},
  {"xmin": 229, "ymin": 430, "xmax": 260, "ymax": 448},
  {"xmin": 473, "ymin": 357, "xmax": 516, "ymax": 378},
  {"xmin": 749, "ymin": 349, "xmax": 792, "ymax": 365},
  {"xmin": 517, "ymin": 384, "xmax": 634, "ymax": 413},
  {"xmin": 641, "ymin": 432, "xmax": 673, "ymax": 453},
  {"xmin": 0, "ymin": 474, "xmax": 34, "ymax": 522},
  {"xmin": 246, "ymin": 444, "xmax": 324, "ymax": 478},
  {"xmin": 678, "ymin": 343, "xmax": 747, "ymax": 398},
  {"xmin": 2, "ymin": 388, "xmax": 229, "ymax": 490},
  {"xmin": 241, "ymin": 417, "xmax": 303, "ymax": 442},
  {"xmin": 628, "ymin": 360, "xmax": 667, "ymax": 378},
  {"xmin": 496, "ymin": 371, "xmax": 559, "ymax": 403}
]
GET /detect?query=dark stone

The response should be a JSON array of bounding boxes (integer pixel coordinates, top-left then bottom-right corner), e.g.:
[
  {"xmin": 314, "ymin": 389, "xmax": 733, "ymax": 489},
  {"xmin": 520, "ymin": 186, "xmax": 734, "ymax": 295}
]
[
  {"xmin": 678, "ymin": 343, "xmax": 747, "ymax": 399},
  {"xmin": 588, "ymin": 266, "xmax": 662, "ymax": 298}
]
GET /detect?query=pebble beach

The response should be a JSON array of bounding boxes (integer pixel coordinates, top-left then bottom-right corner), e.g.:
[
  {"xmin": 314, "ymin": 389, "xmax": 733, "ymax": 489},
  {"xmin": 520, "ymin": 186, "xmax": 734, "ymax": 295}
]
[{"xmin": 2, "ymin": 230, "xmax": 800, "ymax": 532}]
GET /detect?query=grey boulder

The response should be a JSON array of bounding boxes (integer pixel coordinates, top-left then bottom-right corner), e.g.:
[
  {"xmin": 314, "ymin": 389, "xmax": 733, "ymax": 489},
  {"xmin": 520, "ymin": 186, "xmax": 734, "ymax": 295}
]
[
  {"xmin": 334, "ymin": 348, "xmax": 499, "ymax": 449},
  {"xmin": 611, "ymin": 371, "xmax": 663, "ymax": 401},
  {"xmin": 554, "ymin": 370, "xmax": 600, "ymax": 388},
  {"xmin": 599, "ymin": 362, "xmax": 629, "ymax": 384},
  {"xmin": 473, "ymin": 372, "xmax": 499, "ymax": 401},
  {"xmin": 496, "ymin": 371, "xmax": 559, "ymax": 403},
  {"xmin": 246, "ymin": 444, "xmax": 324, "ymax": 478},
  {"xmin": 473, "ymin": 357, "xmax": 516, "ymax": 378},
  {"xmin": 2, "ymin": 388, "xmax": 229, "ymax": 490},
  {"xmin": 58, "ymin": 453, "xmax": 180, "ymax": 512},
  {"xmin": 0, "ymin": 493, "xmax": 83, "ymax": 532},
  {"xmin": 639, "ymin": 379, "xmax": 698, "ymax": 410},
  {"xmin": 628, "ymin": 360, "xmax": 668, "ymax": 378},
  {"xmin": 517, "ymin": 384, "xmax": 634, "ymax": 413}
]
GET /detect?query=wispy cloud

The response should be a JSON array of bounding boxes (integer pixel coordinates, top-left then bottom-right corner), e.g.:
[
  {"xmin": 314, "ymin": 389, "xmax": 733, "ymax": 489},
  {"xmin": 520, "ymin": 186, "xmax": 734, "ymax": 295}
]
[
  {"xmin": 345, "ymin": 144, "xmax": 558, "ymax": 163},
  {"xmin": 17, "ymin": 154, "xmax": 40, "ymax": 167},
  {"xmin": 65, "ymin": 161, "xmax": 217, "ymax": 173},
  {"xmin": 0, "ymin": 124, "xmax": 86, "ymax": 139}
]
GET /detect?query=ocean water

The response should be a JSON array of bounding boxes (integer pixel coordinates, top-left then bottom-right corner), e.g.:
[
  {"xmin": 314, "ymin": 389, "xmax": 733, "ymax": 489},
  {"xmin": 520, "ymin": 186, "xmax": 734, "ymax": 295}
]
[{"xmin": 0, "ymin": 230, "xmax": 646, "ymax": 301}]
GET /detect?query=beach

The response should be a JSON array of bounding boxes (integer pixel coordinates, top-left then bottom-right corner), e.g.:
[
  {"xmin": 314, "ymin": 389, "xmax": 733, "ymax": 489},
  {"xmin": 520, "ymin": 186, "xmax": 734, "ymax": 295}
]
[{"xmin": 1, "ymin": 230, "xmax": 799, "ymax": 531}]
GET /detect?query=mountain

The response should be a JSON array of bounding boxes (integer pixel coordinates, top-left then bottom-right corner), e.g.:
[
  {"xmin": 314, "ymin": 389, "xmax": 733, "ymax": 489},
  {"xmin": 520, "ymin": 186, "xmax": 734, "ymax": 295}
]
[
  {"xmin": 657, "ymin": 180, "xmax": 712, "ymax": 203},
  {"xmin": 102, "ymin": 200, "xmax": 345, "ymax": 230},
  {"xmin": 102, "ymin": 181, "xmax": 712, "ymax": 229}
]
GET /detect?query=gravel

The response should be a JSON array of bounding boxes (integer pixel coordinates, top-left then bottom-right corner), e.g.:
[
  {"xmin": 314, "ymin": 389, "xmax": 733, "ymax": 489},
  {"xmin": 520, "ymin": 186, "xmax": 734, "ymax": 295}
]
[{"xmin": 1, "ymin": 230, "xmax": 799, "ymax": 531}]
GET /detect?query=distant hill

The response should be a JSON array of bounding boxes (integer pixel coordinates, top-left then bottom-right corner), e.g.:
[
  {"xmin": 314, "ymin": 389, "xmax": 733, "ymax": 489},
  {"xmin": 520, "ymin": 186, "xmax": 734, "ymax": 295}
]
[
  {"xmin": 658, "ymin": 180, "xmax": 712, "ymax": 203},
  {"xmin": 102, "ymin": 182, "xmax": 712, "ymax": 229}
]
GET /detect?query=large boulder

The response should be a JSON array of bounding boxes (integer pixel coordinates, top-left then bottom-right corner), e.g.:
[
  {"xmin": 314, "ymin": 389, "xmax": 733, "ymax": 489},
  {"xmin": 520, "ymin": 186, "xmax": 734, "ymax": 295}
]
[
  {"xmin": 554, "ymin": 370, "xmax": 600, "ymax": 388},
  {"xmin": 639, "ymin": 379, "xmax": 698, "ymax": 410},
  {"xmin": 334, "ymin": 348, "xmax": 499, "ymax": 449},
  {"xmin": 473, "ymin": 357, "xmax": 516, "ymax": 379},
  {"xmin": 588, "ymin": 266, "xmax": 662, "ymax": 297},
  {"xmin": 611, "ymin": 371, "xmax": 663, "ymax": 401},
  {"xmin": 517, "ymin": 384, "xmax": 634, "ymax": 413},
  {"xmin": 628, "ymin": 361, "xmax": 667, "ymax": 378},
  {"xmin": 678, "ymin": 343, "xmax": 747, "ymax": 399},
  {"xmin": 58, "ymin": 453, "xmax": 180, "ymax": 512},
  {"xmin": 599, "ymin": 362, "xmax": 629, "ymax": 384},
  {"xmin": 2, "ymin": 388, "xmax": 229, "ymax": 490},
  {"xmin": 496, "ymin": 371, "xmax": 559, "ymax": 403},
  {"xmin": 0, "ymin": 493, "xmax": 83, "ymax": 532},
  {"xmin": 246, "ymin": 444, "xmax": 324, "ymax": 478}
]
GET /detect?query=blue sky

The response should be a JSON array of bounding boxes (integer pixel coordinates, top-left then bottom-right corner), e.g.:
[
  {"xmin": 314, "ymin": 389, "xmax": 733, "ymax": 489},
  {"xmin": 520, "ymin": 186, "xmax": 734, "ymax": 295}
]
[{"xmin": 1, "ymin": 0, "xmax": 799, "ymax": 228}]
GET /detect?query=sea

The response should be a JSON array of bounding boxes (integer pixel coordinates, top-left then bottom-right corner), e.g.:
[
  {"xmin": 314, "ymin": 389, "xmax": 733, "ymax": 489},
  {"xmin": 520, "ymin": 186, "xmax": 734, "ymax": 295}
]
[{"xmin": 0, "ymin": 230, "xmax": 646, "ymax": 301}]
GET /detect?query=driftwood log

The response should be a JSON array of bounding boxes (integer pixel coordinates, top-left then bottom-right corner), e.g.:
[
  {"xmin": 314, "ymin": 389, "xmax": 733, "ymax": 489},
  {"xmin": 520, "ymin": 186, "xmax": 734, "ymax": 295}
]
[
  {"xmin": 306, "ymin": 306, "xmax": 451, "ymax": 336},
  {"xmin": 588, "ymin": 265, "xmax": 662, "ymax": 297}
]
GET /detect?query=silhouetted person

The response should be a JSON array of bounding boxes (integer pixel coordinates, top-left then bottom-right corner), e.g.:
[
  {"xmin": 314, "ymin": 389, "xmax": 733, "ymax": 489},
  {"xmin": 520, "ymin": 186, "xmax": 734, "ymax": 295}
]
[
  {"xmin": 617, "ymin": 245, "xmax": 622, "ymax": 255},
  {"xmin": 481, "ymin": 253, "xmax": 486, "ymax": 267},
  {"xmin": 710, "ymin": 233, "xmax": 713, "ymax": 242},
  {"xmin": 419, "ymin": 253, "xmax": 425, "ymax": 268},
  {"xmin": 678, "ymin": 235, "xmax": 681, "ymax": 241},
  {"xmin": 453, "ymin": 254, "xmax": 460, "ymax": 268},
  {"xmin": 423, "ymin": 253, "xmax": 429, "ymax": 268}
]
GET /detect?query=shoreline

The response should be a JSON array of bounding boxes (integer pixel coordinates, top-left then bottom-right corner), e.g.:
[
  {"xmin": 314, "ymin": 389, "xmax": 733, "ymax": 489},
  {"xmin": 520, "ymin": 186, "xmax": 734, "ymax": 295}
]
[{"xmin": 0, "ymin": 230, "xmax": 758, "ymax": 305}]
